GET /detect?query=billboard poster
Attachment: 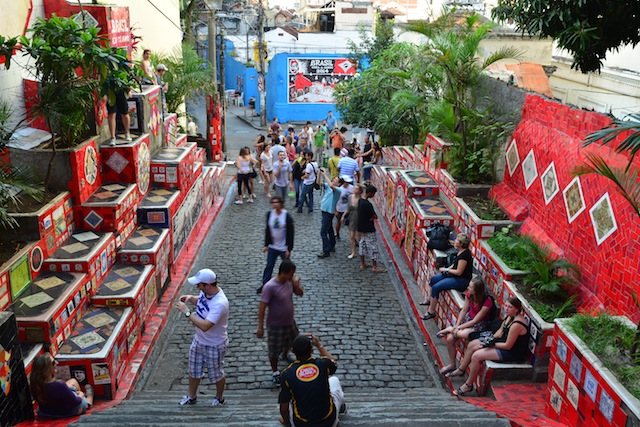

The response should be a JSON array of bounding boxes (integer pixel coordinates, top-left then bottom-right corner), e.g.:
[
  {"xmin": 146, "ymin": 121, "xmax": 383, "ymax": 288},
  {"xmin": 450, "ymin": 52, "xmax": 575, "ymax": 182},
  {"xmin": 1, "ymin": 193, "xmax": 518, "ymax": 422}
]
[
  {"xmin": 288, "ymin": 58, "xmax": 356, "ymax": 104},
  {"xmin": 108, "ymin": 7, "xmax": 132, "ymax": 57}
]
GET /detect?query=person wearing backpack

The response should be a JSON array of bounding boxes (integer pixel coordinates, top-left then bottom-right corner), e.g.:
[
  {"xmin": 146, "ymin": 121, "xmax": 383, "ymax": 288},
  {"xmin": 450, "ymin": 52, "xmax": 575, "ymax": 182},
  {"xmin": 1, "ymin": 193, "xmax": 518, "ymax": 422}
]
[
  {"xmin": 297, "ymin": 151, "xmax": 319, "ymax": 213},
  {"xmin": 433, "ymin": 278, "xmax": 496, "ymax": 376}
]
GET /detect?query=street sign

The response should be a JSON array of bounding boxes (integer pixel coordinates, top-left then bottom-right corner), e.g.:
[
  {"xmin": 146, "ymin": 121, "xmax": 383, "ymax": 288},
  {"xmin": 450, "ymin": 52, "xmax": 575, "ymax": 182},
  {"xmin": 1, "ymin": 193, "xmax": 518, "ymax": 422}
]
[
  {"xmin": 258, "ymin": 75, "xmax": 264, "ymax": 92},
  {"xmin": 253, "ymin": 42, "xmax": 268, "ymax": 62}
]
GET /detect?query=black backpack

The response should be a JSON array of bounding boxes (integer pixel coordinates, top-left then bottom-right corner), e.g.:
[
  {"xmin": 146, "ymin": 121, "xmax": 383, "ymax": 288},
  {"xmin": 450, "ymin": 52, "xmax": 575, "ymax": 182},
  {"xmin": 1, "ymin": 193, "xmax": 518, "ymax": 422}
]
[{"xmin": 426, "ymin": 223, "xmax": 452, "ymax": 251}]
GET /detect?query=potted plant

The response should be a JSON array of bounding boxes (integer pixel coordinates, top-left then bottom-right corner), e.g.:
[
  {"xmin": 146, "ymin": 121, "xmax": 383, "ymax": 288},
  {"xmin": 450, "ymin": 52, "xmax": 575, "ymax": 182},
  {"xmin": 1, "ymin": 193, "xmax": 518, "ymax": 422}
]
[{"xmin": 5, "ymin": 14, "xmax": 138, "ymax": 195}]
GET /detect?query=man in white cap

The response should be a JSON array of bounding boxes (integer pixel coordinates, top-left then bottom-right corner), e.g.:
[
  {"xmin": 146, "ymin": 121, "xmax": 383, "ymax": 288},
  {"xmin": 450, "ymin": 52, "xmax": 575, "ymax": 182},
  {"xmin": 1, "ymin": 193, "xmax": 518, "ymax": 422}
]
[{"xmin": 174, "ymin": 268, "xmax": 229, "ymax": 407}]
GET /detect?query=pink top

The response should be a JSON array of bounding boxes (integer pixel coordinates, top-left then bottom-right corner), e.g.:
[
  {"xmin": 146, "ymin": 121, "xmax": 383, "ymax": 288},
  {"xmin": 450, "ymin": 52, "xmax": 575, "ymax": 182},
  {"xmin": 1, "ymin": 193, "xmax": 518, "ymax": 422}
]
[{"xmin": 468, "ymin": 296, "xmax": 492, "ymax": 322}]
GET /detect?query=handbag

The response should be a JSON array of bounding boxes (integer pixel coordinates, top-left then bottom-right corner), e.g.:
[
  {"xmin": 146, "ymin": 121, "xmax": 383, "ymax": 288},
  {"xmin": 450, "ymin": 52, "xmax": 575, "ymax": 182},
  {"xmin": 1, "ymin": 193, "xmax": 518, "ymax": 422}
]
[
  {"xmin": 250, "ymin": 167, "xmax": 258, "ymax": 178},
  {"xmin": 312, "ymin": 164, "xmax": 321, "ymax": 190}
]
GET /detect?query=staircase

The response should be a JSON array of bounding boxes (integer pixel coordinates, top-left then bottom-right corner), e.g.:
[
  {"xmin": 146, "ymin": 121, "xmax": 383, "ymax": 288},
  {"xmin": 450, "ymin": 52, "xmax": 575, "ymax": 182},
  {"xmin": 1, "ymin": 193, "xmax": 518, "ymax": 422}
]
[{"xmin": 71, "ymin": 388, "xmax": 511, "ymax": 427}]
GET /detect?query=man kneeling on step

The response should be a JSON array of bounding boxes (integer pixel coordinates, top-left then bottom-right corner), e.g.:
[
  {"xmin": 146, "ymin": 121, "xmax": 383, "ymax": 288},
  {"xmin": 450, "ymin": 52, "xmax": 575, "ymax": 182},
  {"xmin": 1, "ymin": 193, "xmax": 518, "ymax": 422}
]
[{"xmin": 278, "ymin": 334, "xmax": 346, "ymax": 427}]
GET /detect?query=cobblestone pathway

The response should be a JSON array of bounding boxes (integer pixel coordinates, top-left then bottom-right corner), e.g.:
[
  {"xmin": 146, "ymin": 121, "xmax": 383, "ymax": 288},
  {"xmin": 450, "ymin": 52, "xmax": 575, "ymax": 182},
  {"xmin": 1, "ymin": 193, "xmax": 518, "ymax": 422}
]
[{"xmin": 139, "ymin": 184, "xmax": 436, "ymax": 394}]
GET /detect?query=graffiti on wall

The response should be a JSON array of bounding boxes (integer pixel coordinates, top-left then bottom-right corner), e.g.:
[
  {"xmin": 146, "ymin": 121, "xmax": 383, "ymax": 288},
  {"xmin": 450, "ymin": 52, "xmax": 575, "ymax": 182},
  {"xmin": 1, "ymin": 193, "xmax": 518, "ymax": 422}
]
[{"xmin": 288, "ymin": 58, "xmax": 356, "ymax": 104}]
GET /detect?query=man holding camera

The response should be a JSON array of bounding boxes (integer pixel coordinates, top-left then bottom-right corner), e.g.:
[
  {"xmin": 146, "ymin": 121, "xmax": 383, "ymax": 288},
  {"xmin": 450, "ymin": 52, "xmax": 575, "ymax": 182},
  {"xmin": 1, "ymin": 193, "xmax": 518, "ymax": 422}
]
[{"xmin": 278, "ymin": 334, "xmax": 346, "ymax": 427}]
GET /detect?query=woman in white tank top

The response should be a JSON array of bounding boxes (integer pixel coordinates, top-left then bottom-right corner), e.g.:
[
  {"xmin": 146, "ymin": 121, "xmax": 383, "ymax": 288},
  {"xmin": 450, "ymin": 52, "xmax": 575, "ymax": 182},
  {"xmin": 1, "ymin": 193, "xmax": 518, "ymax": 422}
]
[{"xmin": 235, "ymin": 146, "xmax": 258, "ymax": 204}]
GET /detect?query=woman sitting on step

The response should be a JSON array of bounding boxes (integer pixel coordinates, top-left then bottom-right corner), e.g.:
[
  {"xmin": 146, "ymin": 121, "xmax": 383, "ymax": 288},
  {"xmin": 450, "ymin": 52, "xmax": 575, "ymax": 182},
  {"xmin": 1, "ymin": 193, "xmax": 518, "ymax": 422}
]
[
  {"xmin": 30, "ymin": 354, "xmax": 94, "ymax": 418},
  {"xmin": 437, "ymin": 278, "xmax": 495, "ymax": 376},
  {"xmin": 449, "ymin": 296, "xmax": 529, "ymax": 396}
]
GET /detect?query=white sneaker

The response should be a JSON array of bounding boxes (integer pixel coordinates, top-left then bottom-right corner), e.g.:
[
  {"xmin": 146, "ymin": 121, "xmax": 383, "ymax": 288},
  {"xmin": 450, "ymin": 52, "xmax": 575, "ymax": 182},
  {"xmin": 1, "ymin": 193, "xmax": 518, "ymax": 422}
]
[
  {"xmin": 179, "ymin": 395, "xmax": 197, "ymax": 405},
  {"xmin": 235, "ymin": 199, "xmax": 243, "ymax": 205},
  {"xmin": 211, "ymin": 397, "xmax": 225, "ymax": 407},
  {"xmin": 125, "ymin": 134, "xmax": 133, "ymax": 142},
  {"xmin": 109, "ymin": 138, "xmax": 116, "ymax": 146}
]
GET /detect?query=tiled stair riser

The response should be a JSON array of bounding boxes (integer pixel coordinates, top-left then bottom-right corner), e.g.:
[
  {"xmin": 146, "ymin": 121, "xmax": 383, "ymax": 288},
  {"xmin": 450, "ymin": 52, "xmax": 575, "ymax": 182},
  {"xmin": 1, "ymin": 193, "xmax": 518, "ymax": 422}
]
[
  {"xmin": 74, "ymin": 184, "xmax": 139, "ymax": 233},
  {"xmin": 476, "ymin": 240, "xmax": 527, "ymax": 303},
  {"xmin": 99, "ymin": 135, "xmax": 152, "ymax": 200},
  {"xmin": 56, "ymin": 306, "xmax": 136, "ymax": 400},
  {"xmin": 150, "ymin": 143, "xmax": 198, "ymax": 191},
  {"xmin": 118, "ymin": 227, "xmax": 171, "ymax": 297},
  {"xmin": 130, "ymin": 87, "xmax": 163, "ymax": 153},
  {"xmin": 91, "ymin": 264, "xmax": 158, "ymax": 327},
  {"xmin": 546, "ymin": 319, "xmax": 639, "ymax": 427},
  {"xmin": 502, "ymin": 280, "xmax": 554, "ymax": 382},
  {"xmin": 10, "ymin": 272, "xmax": 90, "ymax": 353},
  {"xmin": 68, "ymin": 137, "xmax": 103, "ymax": 205},
  {"xmin": 3, "ymin": 192, "xmax": 74, "ymax": 254},
  {"xmin": 43, "ymin": 232, "xmax": 117, "ymax": 296},
  {"xmin": 136, "ymin": 188, "xmax": 182, "ymax": 229},
  {"xmin": 413, "ymin": 144, "xmax": 425, "ymax": 171},
  {"xmin": 171, "ymin": 172, "xmax": 208, "ymax": 262},
  {"xmin": 455, "ymin": 196, "xmax": 519, "ymax": 246}
]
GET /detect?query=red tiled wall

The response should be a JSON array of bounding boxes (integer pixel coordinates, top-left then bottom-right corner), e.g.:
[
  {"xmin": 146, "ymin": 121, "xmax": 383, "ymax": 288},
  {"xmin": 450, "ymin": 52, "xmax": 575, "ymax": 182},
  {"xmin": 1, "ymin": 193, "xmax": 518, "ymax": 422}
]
[{"xmin": 500, "ymin": 95, "xmax": 640, "ymax": 322}]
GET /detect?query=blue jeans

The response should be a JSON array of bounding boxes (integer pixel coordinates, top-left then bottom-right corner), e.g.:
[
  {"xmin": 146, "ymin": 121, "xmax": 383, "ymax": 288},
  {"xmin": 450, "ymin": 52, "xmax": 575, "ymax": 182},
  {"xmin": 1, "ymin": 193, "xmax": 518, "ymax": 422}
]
[
  {"xmin": 429, "ymin": 273, "xmax": 469, "ymax": 299},
  {"xmin": 362, "ymin": 164, "xmax": 373, "ymax": 181},
  {"xmin": 320, "ymin": 211, "xmax": 336, "ymax": 254},
  {"xmin": 262, "ymin": 247, "xmax": 288, "ymax": 284},
  {"xmin": 298, "ymin": 184, "xmax": 314, "ymax": 213},
  {"xmin": 293, "ymin": 178, "xmax": 303, "ymax": 207}
]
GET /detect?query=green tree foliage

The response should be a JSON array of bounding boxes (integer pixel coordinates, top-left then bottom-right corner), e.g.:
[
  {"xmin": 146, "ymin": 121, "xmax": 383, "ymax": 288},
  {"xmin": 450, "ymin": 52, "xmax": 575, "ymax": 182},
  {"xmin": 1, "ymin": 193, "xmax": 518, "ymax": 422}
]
[
  {"xmin": 348, "ymin": 15, "xmax": 396, "ymax": 66},
  {"xmin": 575, "ymin": 114, "xmax": 640, "ymax": 217},
  {"xmin": 154, "ymin": 43, "xmax": 217, "ymax": 115},
  {"xmin": 334, "ymin": 43, "xmax": 430, "ymax": 146},
  {"xmin": 492, "ymin": 0, "xmax": 640, "ymax": 74}
]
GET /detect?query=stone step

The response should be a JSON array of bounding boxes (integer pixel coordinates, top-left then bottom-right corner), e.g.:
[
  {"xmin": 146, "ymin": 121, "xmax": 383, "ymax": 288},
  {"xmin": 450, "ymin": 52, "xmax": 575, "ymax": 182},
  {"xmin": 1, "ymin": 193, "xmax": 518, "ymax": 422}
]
[{"xmin": 72, "ymin": 388, "xmax": 510, "ymax": 426}]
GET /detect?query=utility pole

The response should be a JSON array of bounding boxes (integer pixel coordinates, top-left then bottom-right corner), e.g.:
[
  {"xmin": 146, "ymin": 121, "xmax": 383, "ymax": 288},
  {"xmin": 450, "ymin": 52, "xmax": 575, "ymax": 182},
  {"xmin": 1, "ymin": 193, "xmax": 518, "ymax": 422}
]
[
  {"xmin": 257, "ymin": 3, "xmax": 267, "ymax": 127},
  {"xmin": 219, "ymin": 25, "xmax": 227, "ymax": 153}
]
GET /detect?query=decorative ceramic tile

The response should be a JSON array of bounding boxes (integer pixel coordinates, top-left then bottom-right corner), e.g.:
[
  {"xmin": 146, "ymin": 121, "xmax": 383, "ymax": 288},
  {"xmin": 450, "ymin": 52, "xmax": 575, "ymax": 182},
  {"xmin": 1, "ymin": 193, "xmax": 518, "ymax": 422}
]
[
  {"xmin": 115, "ymin": 266, "xmax": 141, "ymax": 278},
  {"xmin": 556, "ymin": 338, "xmax": 568, "ymax": 362},
  {"xmin": 92, "ymin": 191, "xmax": 118, "ymax": 201},
  {"xmin": 548, "ymin": 386, "xmax": 562, "ymax": 414},
  {"xmin": 35, "ymin": 276, "xmax": 66, "ymax": 290},
  {"xmin": 567, "ymin": 379, "xmax": 579, "ymax": 409},
  {"xmin": 21, "ymin": 292, "xmax": 54, "ymax": 308},
  {"xmin": 589, "ymin": 193, "xmax": 618, "ymax": 245},
  {"xmin": 103, "ymin": 278, "xmax": 131, "ymax": 292},
  {"xmin": 84, "ymin": 211, "xmax": 104, "ymax": 229},
  {"xmin": 562, "ymin": 177, "xmax": 586, "ymax": 224},
  {"xmin": 569, "ymin": 353, "xmax": 582, "ymax": 382},
  {"xmin": 106, "ymin": 151, "xmax": 129, "ymax": 174},
  {"xmin": 71, "ymin": 331, "xmax": 105, "ymax": 349},
  {"xmin": 506, "ymin": 139, "xmax": 520, "ymax": 176},
  {"xmin": 583, "ymin": 369, "xmax": 598, "ymax": 402},
  {"xmin": 85, "ymin": 312, "xmax": 116, "ymax": 328},
  {"xmin": 553, "ymin": 362, "xmax": 566, "ymax": 390},
  {"xmin": 127, "ymin": 236, "xmax": 152, "ymax": 246},
  {"xmin": 146, "ymin": 196, "xmax": 166, "ymax": 203},
  {"xmin": 138, "ymin": 142, "xmax": 151, "ymax": 194},
  {"xmin": 84, "ymin": 145, "xmax": 98, "ymax": 185},
  {"xmin": 541, "ymin": 162, "xmax": 559, "ymax": 204},
  {"xmin": 102, "ymin": 184, "xmax": 125, "ymax": 191},
  {"xmin": 74, "ymin": 231, "xmax": 100, "ymax": 242},
  {"xmin": 522, "ymin": 149, "xmax": 538, "ymax": 189},
  {"xmin": 62, "ymin": 243, "xmax": 90, "ymax": 254},
  {"xmin": 599, "ymin": 389, "xmax": 614, "ymax": 423}
]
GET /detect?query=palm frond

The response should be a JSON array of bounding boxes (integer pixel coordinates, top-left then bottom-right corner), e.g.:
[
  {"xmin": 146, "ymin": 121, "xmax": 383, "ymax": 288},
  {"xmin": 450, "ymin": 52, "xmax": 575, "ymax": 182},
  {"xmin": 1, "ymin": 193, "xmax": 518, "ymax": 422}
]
[
  {"xmin": 583, "ymin": 114, "xmax": 640, "ymax": 162},
  {"xmin": 574, "ymin": 153, "xmax": 640, "ymax": 217},
  {"xmin": 481, "ymin": 46, "xmax": 523, "ymax": 69}
]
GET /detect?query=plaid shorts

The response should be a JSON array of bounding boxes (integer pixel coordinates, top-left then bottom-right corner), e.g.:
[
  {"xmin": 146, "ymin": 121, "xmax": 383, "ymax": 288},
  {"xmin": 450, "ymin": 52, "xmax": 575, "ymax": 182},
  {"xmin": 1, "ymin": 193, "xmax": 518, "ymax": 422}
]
[
  {"xmin": 189, "ymin": 338, "xmax": 228, "ymax": 383},
  {"xmin": 359, "ymin": 232, "xmax": 378, "ymax": 260},
  {"xmin": 267, "ymin": 323, "xmax": 298, "ymax": 360}
]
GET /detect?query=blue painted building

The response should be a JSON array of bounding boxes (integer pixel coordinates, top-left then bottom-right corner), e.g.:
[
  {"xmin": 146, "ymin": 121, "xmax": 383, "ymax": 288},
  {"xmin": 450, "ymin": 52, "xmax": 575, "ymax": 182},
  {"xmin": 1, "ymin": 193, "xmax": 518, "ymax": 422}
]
[{"xmin": 223, "ymin": 43, "xmax": 358, "ymax": 123}]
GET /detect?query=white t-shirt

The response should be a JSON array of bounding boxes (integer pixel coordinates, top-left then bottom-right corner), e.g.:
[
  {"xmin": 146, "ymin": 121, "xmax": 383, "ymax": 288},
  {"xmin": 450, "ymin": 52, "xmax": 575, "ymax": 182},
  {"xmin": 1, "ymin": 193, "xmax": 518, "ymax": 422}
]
[
  {"xmin": 303, "ymin": 162, "xmax": 318, "ymax": 185},
  {"xmin": 194, "ymin": 289, "xmax": 229, "ymax": 346},
  {"xmin": 268, "ymin": 210, "xmax": 288, "ymax": 252},
  {"xmin": 336, "ymin": 184, "xmax": 353, "ymax": 213},
  {"xmin": 261, "ymin": 151, "xmax": 273, "ymax": 172},
  {"xmin": 271, "ymin": 144, "xmax": 286, "ymax": 165}
]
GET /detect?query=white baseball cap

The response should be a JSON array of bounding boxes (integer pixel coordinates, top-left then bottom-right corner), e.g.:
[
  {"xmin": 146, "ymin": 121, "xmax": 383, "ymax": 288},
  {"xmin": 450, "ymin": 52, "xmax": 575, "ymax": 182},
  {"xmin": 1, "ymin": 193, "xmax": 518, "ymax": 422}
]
[
  {"xmin": 156, "ymin": 63, "xmax": 168, "ymax": 71},
  {"xmin": 340, "ymin": 175, "xmax": 353, "ymax": 183},
  {"xmin": 187, "ymin": 269, "xmax": 217, "ymax": 285}
]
